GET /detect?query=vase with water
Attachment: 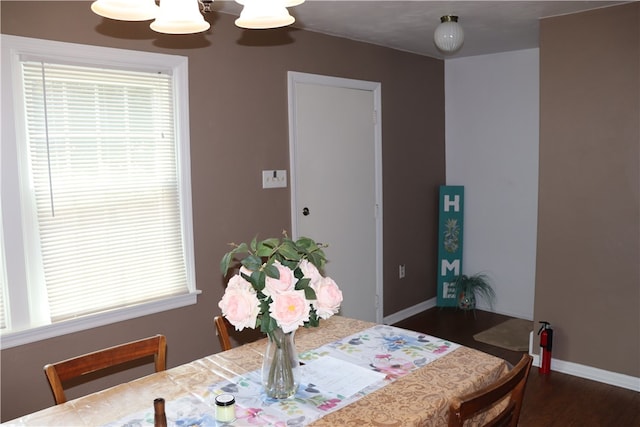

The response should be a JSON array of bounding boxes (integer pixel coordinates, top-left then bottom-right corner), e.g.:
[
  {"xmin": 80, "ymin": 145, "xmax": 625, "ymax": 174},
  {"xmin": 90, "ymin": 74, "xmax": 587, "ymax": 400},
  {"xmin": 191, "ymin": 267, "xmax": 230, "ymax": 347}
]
[{"xmin": 261, "ymin": 327, "xmax": 300, "ymax": 399}]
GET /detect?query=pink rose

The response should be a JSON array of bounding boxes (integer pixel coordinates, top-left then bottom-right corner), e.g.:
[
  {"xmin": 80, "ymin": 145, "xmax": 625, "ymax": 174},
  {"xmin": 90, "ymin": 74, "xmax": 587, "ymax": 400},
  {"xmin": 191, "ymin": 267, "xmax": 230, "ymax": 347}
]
[
  {"xmin": 312, "ymin": 277, "xmax": 342, "ymax": 319},
  {"xmin": 218, "ymin": 275, "xmax": 260, "ymax": 331},
  {"xmin": 299, "ymin": 259, "xmax": 323, "ymax": 285},
  {"xmin": 264, "ymin": 261, "xmax": 295, "ymax": 296},
  {"xmin": 269, "ymin": 290, "xmax": 310, "ymax": 333}
]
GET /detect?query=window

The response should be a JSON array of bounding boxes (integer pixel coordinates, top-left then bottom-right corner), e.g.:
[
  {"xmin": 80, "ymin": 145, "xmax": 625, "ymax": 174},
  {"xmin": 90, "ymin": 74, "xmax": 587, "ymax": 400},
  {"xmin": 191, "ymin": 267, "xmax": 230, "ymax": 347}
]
[{"xmin": 1, "ymin": 35, "xmax": 199, "ymax": 348}]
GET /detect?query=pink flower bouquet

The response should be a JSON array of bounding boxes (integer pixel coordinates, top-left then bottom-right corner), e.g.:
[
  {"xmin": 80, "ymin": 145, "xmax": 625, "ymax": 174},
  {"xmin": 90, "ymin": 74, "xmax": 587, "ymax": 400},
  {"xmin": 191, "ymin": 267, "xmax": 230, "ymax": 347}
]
[{"xmin": 219, "ymin": 233, "xmax": 342, "ymax": 335}]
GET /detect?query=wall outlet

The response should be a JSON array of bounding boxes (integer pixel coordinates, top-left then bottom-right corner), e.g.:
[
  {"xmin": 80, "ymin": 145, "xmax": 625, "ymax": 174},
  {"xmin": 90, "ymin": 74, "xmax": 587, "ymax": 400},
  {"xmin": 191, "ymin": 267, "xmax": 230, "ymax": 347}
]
[
  {"xmin": 262, "ymin": 170, "xmax": 287, "ymax": 189},
  {"xmin": 399, "ymin": 264, "xmax": 406, "ymax": 279}
]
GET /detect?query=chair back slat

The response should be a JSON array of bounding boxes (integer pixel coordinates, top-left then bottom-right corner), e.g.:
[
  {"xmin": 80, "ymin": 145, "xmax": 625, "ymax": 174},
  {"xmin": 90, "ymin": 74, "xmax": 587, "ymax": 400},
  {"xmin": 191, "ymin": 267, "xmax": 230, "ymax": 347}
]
[
  {"xmin": 44, "ymin": 334, "xmax": 166, "ymax": 405},
  {"xmin": 449, "ymin": 354, "xmax": 533, "ymax": 427},
  {"xmin": 214, "ymin": 316, "xmax": 232, "ymax": 351}
]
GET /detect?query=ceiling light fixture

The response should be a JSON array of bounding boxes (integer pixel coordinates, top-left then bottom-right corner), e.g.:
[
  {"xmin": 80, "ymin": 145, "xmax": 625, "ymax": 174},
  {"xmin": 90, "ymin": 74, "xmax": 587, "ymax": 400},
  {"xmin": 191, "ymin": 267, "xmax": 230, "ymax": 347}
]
[
  {"xmin": 235, "ymin": 0, "xmax": 294, "ymax": 29},
  {"xmin": 150, "ymin": 0, "xmax": 210, "ymax": 34},
  {"xmin": 434, "ymin": 15, "xmax": 464, "ymax": 54},
  {"xmin": 235, "ymin": 0, "xmax": 305, "ymax": 8},
  {"xmin": 91, "ymin": 0, "xmax": 159, "ymax": 21},
  {"xmin": 91, "ymin": 0, "xmax": 303, "ymax": 34}
]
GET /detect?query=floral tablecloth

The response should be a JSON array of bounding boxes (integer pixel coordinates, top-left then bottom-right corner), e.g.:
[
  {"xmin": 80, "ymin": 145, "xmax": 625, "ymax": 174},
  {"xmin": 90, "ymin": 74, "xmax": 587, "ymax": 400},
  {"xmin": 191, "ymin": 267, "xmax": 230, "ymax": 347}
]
[{"xmin": 4, "ymin": 316, "xmax": 508, "ymax": 427}]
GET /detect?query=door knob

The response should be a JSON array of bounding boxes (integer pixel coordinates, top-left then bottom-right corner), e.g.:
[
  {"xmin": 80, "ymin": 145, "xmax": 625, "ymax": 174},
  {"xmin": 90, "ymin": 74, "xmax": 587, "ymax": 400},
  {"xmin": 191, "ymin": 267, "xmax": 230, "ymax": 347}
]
[{"xmin": 302, "ymin": 207, "xmax": 310, "ymax": 216}]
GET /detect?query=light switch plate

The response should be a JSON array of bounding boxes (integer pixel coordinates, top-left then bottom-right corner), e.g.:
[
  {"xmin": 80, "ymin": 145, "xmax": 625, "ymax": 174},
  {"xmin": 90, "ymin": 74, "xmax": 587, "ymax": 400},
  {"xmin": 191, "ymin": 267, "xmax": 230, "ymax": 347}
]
[{"xmin": 262, "ymin": 170, "xmax": 287, "ymax": 189}]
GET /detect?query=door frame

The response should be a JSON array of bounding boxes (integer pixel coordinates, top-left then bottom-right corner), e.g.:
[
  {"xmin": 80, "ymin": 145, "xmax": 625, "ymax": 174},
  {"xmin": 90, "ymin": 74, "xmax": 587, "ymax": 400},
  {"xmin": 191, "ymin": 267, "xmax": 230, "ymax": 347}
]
[{"xmin": 287, "ymin": 71, "xmax": 383, "ymax": 323}]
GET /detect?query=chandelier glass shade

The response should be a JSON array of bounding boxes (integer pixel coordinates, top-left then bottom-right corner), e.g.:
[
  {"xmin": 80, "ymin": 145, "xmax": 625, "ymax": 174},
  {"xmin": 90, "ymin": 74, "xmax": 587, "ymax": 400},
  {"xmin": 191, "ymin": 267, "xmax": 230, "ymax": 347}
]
[
  {"xmin": 90, "ymin": 0, "xmax": 159, "ymax": 21},
  {"xmin": 433, "ymin": 15, "xmax": 464, "ymax": 53},
  {"xmin": 150, "ymin": 0, "xmax": 211, "ymax": 34},
  {"xmin": 235, "ymin": 0, "xmax": 295, "ymax": 29},
  {"xmin": 235, "ymin": 0, "xmax": 304, "ymax": 7}
]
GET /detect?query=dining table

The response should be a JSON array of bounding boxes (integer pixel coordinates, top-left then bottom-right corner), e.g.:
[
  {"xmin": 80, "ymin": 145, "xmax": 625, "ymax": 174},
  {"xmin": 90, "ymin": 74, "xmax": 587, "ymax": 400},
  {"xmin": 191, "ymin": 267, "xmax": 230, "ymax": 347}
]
[{"xmin": 4, "ymin": 315, "xmax": 509, "ymax": 426}]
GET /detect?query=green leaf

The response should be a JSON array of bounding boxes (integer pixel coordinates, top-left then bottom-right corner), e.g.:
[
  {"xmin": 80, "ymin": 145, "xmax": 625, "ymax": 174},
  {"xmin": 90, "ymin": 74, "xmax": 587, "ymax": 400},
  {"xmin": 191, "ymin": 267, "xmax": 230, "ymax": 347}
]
[
  {"xmin": 256, "ymin": 245, "xmax": 274, "ymax": 257},
  {"xmin": 307, "ymin": 251, "xmax": 325, "ymax": 270},
  {"xmin": 281, "ymin": 236, "xmax": 296, "ymax": 248},
  {"xmin": 259, "ymin": 297, "xmax": 271, "ymax": 313},
  {"xmin": 263, "ymin": 263, "xmax": 280, "ymax": 279},
  {"xmin": 254, "ymin": 271, "xmax": 266, "ymax": 291},
  {"xmin": 241, "ymin": 270, "xmax": 253, "ymax": 284},
  {"xmin": 295, "ymin": 277, "xmax": 311, "ymax": 290},
  {"xmin": 303, "ymin": 286, "xmax": 317, "ymax": 300},
  {"xmin": 261, "ymin": 237, "xmax": 280, "ymax": 249},
  {"xmin": 250, "ymin": 236, "xmax": 258, "ymax": 252},
  {"xmin": 296, "ymin": 236, "xmax": 315, "ymax": 250},
  {"xmin": 307, "ymin": 309, "xmax": 320, "ymax": 327},
  {"xmin": 278, "ymin": 241, "xmax": 301, "ymax": 261},
  {"xmin": 242, "ymin": 254, "xmax": 262, "ymax": 272},
  {"xmin": 220, "ymin": 242, "xmax": 254, "ymax": 274},
  {"xmin": 220, "ymin": 250, "xmax": 235, "ymax": 275},
  {"xmin": 261, "ymin": 312, "xmax": 275, "ymax": 334},
  {"xmin": 280, "ymin": 259, "xmax": 298, "ymax": 271},
  {"xmin": 293, "ymin": 267, "xmax": 304, "ymax": 279}
]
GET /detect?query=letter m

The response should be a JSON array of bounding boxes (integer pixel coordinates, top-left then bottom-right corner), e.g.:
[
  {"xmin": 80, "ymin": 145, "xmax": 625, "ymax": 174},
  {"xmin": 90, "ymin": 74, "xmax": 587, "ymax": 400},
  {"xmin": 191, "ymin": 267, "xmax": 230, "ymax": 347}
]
[{"xmin": 441, "ymin": 259, "xmax": 460, "ymax": 276}]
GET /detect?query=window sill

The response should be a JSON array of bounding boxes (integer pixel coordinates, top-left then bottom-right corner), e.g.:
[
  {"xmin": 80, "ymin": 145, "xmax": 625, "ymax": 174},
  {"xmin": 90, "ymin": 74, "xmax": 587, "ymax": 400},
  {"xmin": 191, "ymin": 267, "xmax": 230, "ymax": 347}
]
[{"xmin": 0, "ymin": 290, "xmax": 201, "ymax": 350}]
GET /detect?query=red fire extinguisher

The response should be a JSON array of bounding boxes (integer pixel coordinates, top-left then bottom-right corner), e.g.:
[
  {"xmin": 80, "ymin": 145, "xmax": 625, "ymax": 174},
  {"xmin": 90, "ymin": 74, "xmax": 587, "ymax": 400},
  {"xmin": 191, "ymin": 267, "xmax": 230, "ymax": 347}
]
[{"xmin": 537, "ymin": 321, "xmax": 553, "ymax": 374}]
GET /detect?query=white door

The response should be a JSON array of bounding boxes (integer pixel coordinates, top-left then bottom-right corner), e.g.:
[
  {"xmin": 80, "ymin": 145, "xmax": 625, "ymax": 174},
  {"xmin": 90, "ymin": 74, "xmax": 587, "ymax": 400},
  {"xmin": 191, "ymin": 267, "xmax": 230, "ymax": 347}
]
[{"xmin": 288, "ymin": 72, "xmax": 382, "ymax": 323}]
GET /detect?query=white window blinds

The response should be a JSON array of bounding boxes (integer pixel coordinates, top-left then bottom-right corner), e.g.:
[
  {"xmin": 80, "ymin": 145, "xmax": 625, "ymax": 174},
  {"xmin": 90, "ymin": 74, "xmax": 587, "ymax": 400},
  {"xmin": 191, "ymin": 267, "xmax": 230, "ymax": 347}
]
[{"xmin": 21, "ymin": 61, "xmax": 189, "ymax": 322}]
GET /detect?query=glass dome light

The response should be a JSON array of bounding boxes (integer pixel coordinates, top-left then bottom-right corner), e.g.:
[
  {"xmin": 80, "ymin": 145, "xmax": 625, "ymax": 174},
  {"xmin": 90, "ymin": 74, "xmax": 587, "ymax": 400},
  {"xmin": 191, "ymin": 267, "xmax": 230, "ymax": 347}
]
[{"xmin": 434, "ymin": 15, "xmax": 464, "ymax": 53}]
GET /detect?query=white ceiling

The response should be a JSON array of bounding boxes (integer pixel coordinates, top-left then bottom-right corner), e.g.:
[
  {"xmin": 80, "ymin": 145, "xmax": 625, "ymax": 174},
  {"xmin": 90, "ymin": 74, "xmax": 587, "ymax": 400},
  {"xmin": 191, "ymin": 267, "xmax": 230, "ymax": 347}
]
[{"xmin": 213, "ymin": 1, "xmax": 630, "ymax": 59}]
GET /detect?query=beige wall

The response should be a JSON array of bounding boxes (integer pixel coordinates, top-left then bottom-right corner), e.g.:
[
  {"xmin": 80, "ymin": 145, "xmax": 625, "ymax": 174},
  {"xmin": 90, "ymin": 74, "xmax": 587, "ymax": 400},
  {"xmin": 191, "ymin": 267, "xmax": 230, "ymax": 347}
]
[
  {"xmin": 536, "ymin": 3, "xmax": 639, "ymax": 377},
  {"xmin": 0, "ymin": 1, "xmax": 445, "ymax": 420}
]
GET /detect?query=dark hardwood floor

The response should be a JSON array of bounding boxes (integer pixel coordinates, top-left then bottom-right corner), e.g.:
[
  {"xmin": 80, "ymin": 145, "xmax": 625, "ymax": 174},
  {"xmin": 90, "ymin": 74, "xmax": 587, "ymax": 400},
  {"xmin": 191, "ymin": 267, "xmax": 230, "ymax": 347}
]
[{"xmin": 393, "ymin": 308, "xmax": 640, "ymax": 427}]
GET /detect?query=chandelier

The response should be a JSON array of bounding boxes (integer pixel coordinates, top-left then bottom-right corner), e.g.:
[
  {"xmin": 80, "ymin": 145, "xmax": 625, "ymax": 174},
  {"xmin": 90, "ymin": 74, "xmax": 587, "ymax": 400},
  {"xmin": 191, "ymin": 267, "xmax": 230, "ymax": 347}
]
[{"xmin": 90, "ymin": 0, "xmax": 305, "ymax": 34}]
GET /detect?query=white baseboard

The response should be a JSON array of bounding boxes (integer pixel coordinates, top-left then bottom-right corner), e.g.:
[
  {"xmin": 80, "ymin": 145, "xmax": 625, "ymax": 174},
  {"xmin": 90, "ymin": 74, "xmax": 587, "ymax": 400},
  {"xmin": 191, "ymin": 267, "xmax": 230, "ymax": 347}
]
[
  {"xmin": 386, "ymin": 303, "xmax": 640, "ymax": 392},
  {"xmin": 382, "ymin": 297, "xmax": 437, "ymax": 325},
  {"xmin": 479, "ymin": 305, "xmax": 533, "ymax": 321},
  {"xmin": 528, "ymin": 332, "xmax": 640, "ymax": 392}
]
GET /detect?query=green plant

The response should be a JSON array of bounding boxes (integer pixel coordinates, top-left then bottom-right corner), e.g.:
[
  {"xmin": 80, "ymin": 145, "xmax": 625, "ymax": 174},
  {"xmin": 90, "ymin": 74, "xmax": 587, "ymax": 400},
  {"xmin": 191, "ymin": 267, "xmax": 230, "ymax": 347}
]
[{"xmin": 453, "ymin": 273, "xmax": 496, "ymax": 310}]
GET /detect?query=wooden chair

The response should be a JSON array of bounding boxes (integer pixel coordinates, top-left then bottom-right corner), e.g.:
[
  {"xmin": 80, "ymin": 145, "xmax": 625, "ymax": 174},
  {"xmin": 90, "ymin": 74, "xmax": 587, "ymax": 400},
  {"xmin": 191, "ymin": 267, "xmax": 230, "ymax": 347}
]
[
  {"xmin": 448, "ymin": 354, "xmax": 533, "ymax": 427},
  {"xmin": 214, "ymin": 315, "xmax": 232, "ymax": 351},
  {"xmin": 44, "ymin": 334, "xmax": 166, "ymax": 405}
]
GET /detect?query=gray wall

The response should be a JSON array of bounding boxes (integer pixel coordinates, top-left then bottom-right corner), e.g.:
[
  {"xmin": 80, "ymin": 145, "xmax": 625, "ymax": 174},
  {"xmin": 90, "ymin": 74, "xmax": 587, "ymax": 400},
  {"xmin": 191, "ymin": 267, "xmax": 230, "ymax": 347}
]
[
  {"xmin": 445, "ymin": 48, "xmax": 539, "ymax": 320},
  {"xmin": 536, "ymin": 3, "xmax": 639, "ymax": 377},
  {"xmin": 0, "ymin": 1, "xmax": 445, "ymax": 420}
]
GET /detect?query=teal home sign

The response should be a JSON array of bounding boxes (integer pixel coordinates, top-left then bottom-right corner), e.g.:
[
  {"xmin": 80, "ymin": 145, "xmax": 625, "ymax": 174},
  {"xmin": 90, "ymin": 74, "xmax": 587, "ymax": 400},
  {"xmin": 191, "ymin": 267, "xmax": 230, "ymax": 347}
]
[{"xmin": 437, "ymin": 185, "xmax": 464, "ymax": 307}]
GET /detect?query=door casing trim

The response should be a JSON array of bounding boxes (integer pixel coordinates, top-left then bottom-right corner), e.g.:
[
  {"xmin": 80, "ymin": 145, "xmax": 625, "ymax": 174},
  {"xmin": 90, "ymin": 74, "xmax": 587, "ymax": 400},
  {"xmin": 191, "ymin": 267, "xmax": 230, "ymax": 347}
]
[{"xmin": 287, "ymin": 71, "xmax": 383, "ymax": 323}]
